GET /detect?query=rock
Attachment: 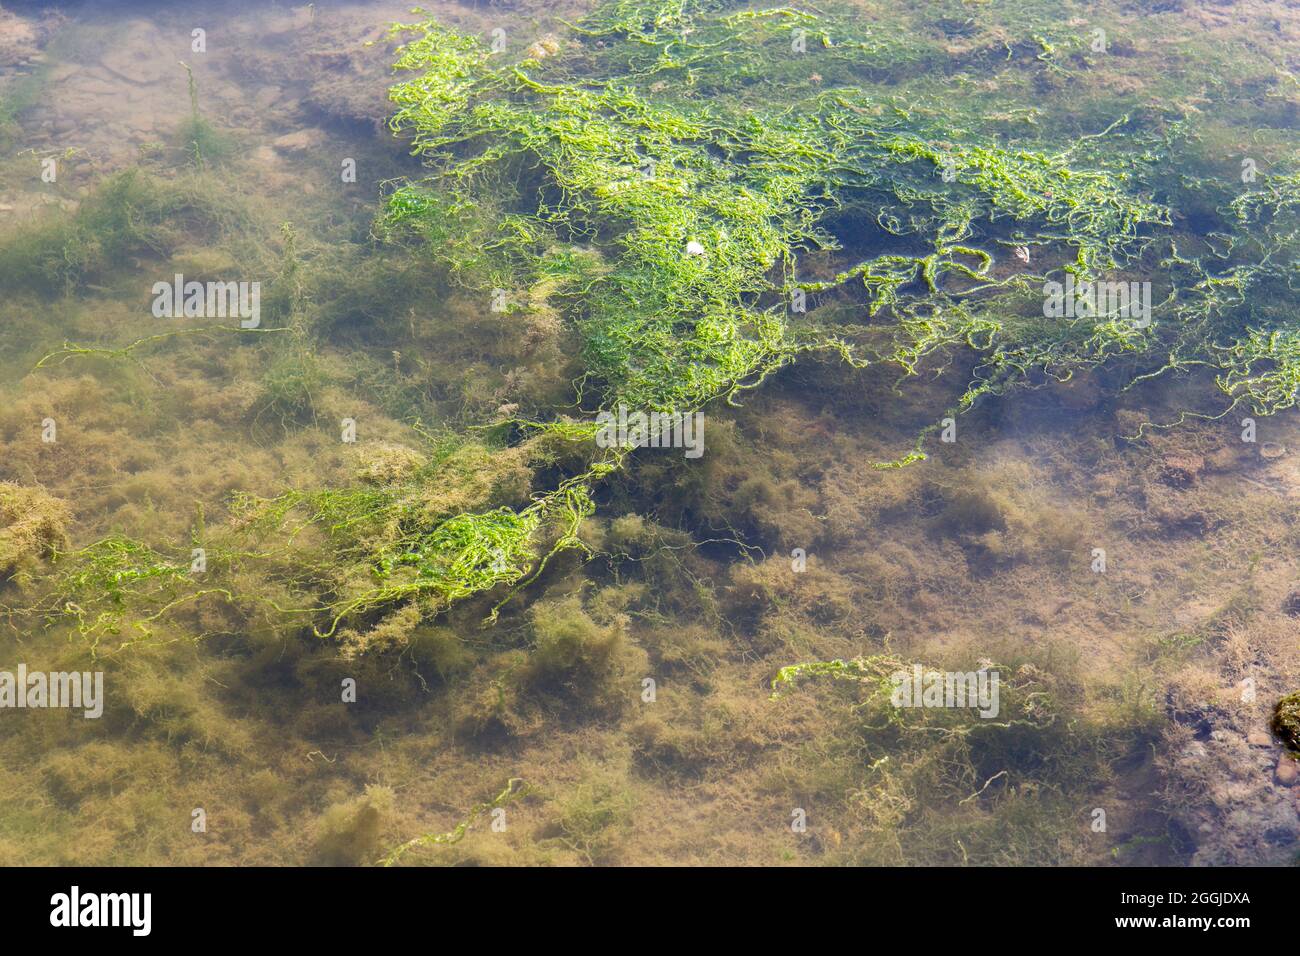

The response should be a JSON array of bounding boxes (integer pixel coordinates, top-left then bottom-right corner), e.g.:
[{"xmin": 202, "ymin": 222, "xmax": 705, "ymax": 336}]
[
  {"xmin": 1159, "ymin": 453, "xmax": 1204, "ymax": 488},
  {"xmin": 0, "ymin": 8, "xmax": 40, "ymax": 69},
  {"xmin": 79, "ymin": 76, "xmax": 120, "ymax": 97},
  {"xmin": 261, "ymin": 6, "xmax": 315, "ymax": 36},
  {"xmin": 253, "ymin": 86, "xmax": 282, "ymax": 110},
  {"xmin": 525, "ymin": 35, "xmax": 561, "ymax": 60},
  {"xmin": 250, "ymin": 145, "xmax": 278, "ymax": 166},
  {"xmin": 272, "ymin": 128, "xmax": 327, "ymax": 153},
  {"xmin": 1248, "ymin": 731, "xmax": 1274, "ymax": 747},
  {"xmin": 1284, "ymin": 589, "xmax": 1300, "ymax": 617},
  {"xmin": 1276, "ymin": 758, "xmax": 1298, "ymax": 787},
  {"xmin": 1205, "ymin": 446, "xmax": 1242, "ymax": 472},
  {"xmin": 99, "ymin": 22, "xmax": 174, "ymax": 85}
]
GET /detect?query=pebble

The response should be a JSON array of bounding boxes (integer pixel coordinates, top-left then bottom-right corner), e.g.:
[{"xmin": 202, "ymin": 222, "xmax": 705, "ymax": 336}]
[
  {"xmin": 1182, "ymin": 741, "xmax": 1208, "ymax": 760},
  {"xmin": 272, "ymin": 128, "xmax": 327, "ymax": 153},
  {"xmin": 1248, "ymin": 731, "xmax": 1274, "ymax": 747},
  {"xmin": 253, "ymin": 86, "xmax": 282, "ymax": 110},
  {"xmin": 1277, "ymin": 758, "xmax": 1298, "ymax": 787}
]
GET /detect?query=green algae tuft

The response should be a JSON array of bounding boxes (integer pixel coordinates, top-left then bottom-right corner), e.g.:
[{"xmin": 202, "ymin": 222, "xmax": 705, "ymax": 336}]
[{"xmin": 1274, "ymin": 692, "xmax": 1300, "ymax": 753}]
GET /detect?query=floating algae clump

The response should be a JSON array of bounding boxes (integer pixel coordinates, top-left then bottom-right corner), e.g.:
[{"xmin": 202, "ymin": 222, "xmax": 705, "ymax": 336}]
[
  {"xmin": 33, "ymin": 0, "xmax": 1300, "ymax": 650},
  {"xmin": 1275, "ymin": 692, "xmax": 1300, "ymax": 753}
]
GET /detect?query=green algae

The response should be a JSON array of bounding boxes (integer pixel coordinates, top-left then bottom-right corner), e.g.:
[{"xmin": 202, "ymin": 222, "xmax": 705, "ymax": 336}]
[
  {"xmin": 0, "ymin": 168, "xmax": 245, "ymax": 297},
  {"xmin": 381, "ymin": 777, "xmax": 526, "ymax": 866},
  {"xmin": 15, "ymin": 0, "xmax": 1298, "ymax": 871},
  {"xmin": 25, "ymin": 0, "xmax": 1300, "ymax": 654},
  {"xmin": 767, "ymin": 650, "xmax": 1162, "ymax": 864},
  {"xmin": 1275, "ymin": 691, "xmax": 1300, "ymax": 753},
  {"xmin": 176, "ymin": 60, "xmax": 229, "ymax": 168}
]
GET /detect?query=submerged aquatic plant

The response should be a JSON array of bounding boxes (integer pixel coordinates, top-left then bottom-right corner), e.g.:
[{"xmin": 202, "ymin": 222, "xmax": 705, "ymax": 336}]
[
  {"xmin": 0, "ymin": 483, "xmax": 69, "ymax": 585},
  {"xmin": 176, "ymin": 60, "xmax": 229, "ymax": 167},
  {"xmin": 381, "ymin": 778, "xmax": 526, "ymax": 866},
  {"xmin": 0, "ymin": 167, "xmax": 245, "ymax": 296},
  {"xmin": 337, "ymin": 2, "xmax": 1166, "ymax": 623},
  {"xmin": 765, "ymin": 649, "xmax": 1159, "ymax": 864},
  {"xmin": 27, "ymin": 0, "xmax": 1300, "ymax": 650},
  {"xmin": 1275, "ymin": 692, "xmax": 1300, "ymax": 754}
]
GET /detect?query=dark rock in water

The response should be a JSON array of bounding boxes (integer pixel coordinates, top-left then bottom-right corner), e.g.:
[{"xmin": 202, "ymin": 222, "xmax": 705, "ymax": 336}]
[
  {"xmin": 1273, "ymin": 692, "xmax": 1300, "ymax": 752},
  {"xmin": 1263, "ymin": 823, "xmax": 1297, "ymax": 846},
  {"xmin": 1284, "ymin": 589, "xmax": 1300, "ymax": 617}
]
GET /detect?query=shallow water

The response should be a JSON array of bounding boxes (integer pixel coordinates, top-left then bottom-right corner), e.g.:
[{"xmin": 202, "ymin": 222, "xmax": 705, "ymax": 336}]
[{"xmin": 1, "ymin": 0, "xmax": 1299, "ymax": 867}]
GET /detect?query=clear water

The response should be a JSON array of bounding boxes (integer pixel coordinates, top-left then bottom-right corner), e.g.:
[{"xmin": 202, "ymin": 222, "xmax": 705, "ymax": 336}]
[{"xmin": 1, "ymin": 0, "xmax": 1298, "ymax": 867}]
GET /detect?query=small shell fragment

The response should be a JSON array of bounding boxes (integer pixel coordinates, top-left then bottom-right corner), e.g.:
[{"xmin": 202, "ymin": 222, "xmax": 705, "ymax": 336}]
[{"xmin": 685, "ymin": 240, "xmax": 705, "ymax": 257}]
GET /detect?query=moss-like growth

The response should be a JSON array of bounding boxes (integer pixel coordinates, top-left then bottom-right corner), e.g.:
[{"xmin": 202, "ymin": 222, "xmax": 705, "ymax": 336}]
[
  {"xmin": 254, "ymin": 349, "xmax": 325, "ymax": 428},
  {"xmin": 32, "ymin": 0, "xmax": 1300, "ymax": 655},
  {"xmin": 176, "ymin": 60, "xmax": 231, "ymax": 167},
  {"xmin": 1273, "ymin": 692, "xmax": 1300, "ymax": 754},
  {"xmin": 523, "ymin": 595, "xmax": 627, "ymax": 709},
  {"xmin": 0, "ymin": 169, "xmax": 242, "ymax": 296},
  {"xmin": 546, "ymin": 773, "xmax": 633, "ymax": 865},
  {"xmin": 0, "ymin": 483, "xmax": 70, "ymax": 583},
  {"xmin": 313, "ymin": 785, "xmax": 395, "ymax": 866},
  {"xmin": 382, "ymin": 779, "xmax": 525, "ymax": 866},
  {"xmin": 769, "ymin": 651, "xmax": 1159, "ymax": 864}
]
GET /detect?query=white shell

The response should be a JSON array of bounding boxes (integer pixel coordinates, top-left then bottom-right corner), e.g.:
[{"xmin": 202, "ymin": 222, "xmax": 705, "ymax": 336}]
[{"xmin": 685, "ymin": 240, "xmax": 705, "ymax": 256}]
